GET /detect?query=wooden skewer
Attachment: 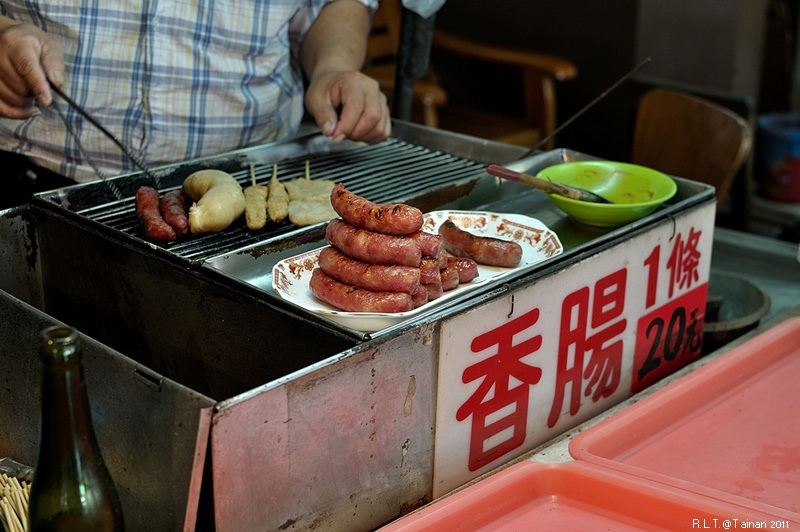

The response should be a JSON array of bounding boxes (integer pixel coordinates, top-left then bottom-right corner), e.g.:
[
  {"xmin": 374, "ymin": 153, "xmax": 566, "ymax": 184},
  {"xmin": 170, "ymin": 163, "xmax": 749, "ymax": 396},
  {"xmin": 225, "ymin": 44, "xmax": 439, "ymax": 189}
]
[
  {"xmin": 272, "ymin": 163, "xmax": 277, "ymax": 181},
  {"xmin": 250, "ymin": 164, "xmax": 257, "ymax": 187},
  {"xmin": 2, "ymin": 498, "xmax": 23, "ymax": 532},
  {"xmin": 305, "ymin": 159, "xmax": 310, "ymax": 179},
  {"xmin": 13, "ymin": 489, "xmax": 26, "ymax": 516},
  {"xmin": 0, "ymin": 473, "xmax": 30, "ymax": 532}
]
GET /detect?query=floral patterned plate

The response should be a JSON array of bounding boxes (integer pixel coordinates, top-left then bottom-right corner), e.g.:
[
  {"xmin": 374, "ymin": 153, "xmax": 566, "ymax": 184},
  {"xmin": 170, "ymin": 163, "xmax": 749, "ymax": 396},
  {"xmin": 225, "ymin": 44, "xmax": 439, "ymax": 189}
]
[{"xmin": 271, "ymin": 211, "xmax": 563, "ymax": 333}]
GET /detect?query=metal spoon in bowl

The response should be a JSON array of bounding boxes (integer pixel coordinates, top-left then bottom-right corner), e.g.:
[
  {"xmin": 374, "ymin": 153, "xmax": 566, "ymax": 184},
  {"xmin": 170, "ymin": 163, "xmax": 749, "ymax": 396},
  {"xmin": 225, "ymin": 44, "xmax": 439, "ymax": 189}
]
[{"xmin": 486, "ymin": 164, "xmax": 610, "ymax": 203}]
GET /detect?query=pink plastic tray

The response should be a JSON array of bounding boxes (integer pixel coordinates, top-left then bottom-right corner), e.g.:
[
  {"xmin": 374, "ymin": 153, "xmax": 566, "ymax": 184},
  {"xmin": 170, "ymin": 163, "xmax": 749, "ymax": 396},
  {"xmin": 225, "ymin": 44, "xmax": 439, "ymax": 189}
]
[
  {"xmin": 380, "ymin": 461, "xmax": 781, "ymax": 531},
  {"xmin": 570, "ymin": 316, "xmax": 800, "ymax": 523}
]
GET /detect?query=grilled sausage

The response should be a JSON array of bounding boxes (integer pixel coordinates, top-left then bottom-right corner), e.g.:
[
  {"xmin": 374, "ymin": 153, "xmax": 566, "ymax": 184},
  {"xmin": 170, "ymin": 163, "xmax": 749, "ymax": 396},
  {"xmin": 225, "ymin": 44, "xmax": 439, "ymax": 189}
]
[
  {"xmin": 439, "ymin": 266, "xmax": 461, "ymax": 291},
  {"xmin": 425, "ymin": 281, "xmax": 443, "ymax": 301},
  {"xmin": 318, "ymin": 246, "xmax": 421, "ymax": 294},
  {"xmin": 446, "ymin": 256, "xmax": 479, "ymax": 283},
  {"xmin": 159, "ymin": 189, "xmax": 189, "ymax": 237},
  {"xmin": 436, "ymin": 248, "xmax": 448, "ymax": 269},
  {"xmin": 136, "ymin": 186, "xmax": 176, "ymax": 242},
  {"xmin": 415, "ymin": 231, "xmax": 443, "ymax": 258},
  {"xmin": 411, "ymin": 284, "xmax": 429, "ymax": 308},
  {"xmin": 438, "ymin": 220, "xmax": 523, "ymax": 268},
  {"xmin": 326, "ymin": 218, "xmax": 422, "ymax": 267},
  {"xmin": 309, "ymin": 268, "xmax": 414, "ymax": 313},
  {"xmin": 330, "ymin": 183, "xmax": 424, "ymax": 235},
  {"xmin": 419, "ymin": 257, "xmax": 442, "ymax": 285}
]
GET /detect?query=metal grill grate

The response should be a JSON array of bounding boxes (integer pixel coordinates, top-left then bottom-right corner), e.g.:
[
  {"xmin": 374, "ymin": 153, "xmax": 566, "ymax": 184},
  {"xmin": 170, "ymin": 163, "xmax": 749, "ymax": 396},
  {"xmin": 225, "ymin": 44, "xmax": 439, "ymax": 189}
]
[{"xmin": 73, "ymin": 138, "xmax": 488, "ymax": 261}]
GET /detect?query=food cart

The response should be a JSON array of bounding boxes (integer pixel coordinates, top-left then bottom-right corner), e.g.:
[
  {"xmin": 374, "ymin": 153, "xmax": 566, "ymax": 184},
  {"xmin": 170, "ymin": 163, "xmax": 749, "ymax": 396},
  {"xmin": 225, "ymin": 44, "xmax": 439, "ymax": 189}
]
[{"xmin": 0, "ymin": 120, "xmax": 737, "ymax": 530}]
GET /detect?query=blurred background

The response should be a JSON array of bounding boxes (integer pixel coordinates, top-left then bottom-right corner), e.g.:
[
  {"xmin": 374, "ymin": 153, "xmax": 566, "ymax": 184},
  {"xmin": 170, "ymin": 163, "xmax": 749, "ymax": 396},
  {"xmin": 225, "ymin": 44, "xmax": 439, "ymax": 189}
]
[{"xmin": 405, "ymin": 0, "xmax": 800, "ymax": 239}]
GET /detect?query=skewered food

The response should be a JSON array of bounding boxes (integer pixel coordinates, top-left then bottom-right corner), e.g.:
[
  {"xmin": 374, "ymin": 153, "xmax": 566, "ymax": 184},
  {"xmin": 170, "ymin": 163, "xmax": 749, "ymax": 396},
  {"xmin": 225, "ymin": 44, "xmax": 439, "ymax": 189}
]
[{"xmin": 266, "ymin": 165, "xmax": 289, "ymax": 223}]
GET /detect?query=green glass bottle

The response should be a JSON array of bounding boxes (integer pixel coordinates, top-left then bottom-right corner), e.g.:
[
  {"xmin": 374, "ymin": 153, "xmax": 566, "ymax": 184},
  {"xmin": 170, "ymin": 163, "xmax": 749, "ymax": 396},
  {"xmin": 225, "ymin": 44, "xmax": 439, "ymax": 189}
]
[{"xmin": 27, "ymin": 326, "xmax": 124, "ymax": 531}]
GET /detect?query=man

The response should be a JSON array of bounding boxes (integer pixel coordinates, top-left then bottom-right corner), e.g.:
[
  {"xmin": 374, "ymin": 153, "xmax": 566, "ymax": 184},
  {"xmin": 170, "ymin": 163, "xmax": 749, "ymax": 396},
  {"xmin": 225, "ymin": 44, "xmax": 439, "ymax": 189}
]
[{"xmin": 0, "ymin": 0, "xmax": 390, "ymax": 206}]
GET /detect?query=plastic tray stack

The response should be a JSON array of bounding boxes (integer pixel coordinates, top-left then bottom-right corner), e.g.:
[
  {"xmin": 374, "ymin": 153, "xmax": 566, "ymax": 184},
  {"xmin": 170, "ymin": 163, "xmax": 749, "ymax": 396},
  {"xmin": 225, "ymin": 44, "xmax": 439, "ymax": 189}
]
[{"xmin": 381, "ymin": 316, "xmax": 800, "ymax": 530}]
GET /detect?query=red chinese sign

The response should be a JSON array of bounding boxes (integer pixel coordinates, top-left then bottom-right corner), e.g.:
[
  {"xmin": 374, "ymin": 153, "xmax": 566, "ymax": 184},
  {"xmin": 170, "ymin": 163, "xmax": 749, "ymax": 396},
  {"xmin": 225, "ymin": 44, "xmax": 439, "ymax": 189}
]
[
  {"xmin": 456, "ymin": 308, "xmax": 543, "ymax": 471},
  {"xmin": 548, "ymin": 268, "xmax": 627, "ymax": 428},
  {"xmin": 450, "ymin": 224, "xmax": 709, "ymax": 474},
  {"xmin": 633, "ymin": 227, "xmax": 706, "ymax": 393}
]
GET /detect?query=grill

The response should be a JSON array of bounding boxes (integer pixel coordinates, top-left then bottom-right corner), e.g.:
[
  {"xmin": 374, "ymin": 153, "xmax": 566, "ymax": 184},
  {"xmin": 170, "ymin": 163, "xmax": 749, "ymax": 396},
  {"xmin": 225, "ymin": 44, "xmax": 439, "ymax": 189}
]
[
  {"xmin": 30, "ymin": 121, "xmax": 713, "ymax": 344},
  {"xmin": 18, "ymin": 119, "xmax": 718, "ymax": 531},
  {"xmin": 40, "ymin": 124, "xmax": 518, "ymax": 262}
]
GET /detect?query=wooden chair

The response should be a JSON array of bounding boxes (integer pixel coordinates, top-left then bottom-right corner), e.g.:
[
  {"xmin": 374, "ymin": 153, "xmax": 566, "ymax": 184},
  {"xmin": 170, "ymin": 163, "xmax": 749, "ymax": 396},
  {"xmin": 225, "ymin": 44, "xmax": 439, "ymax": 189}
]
[
  {"xmin": 364, "ymin": 0, "xmax": 577, "ymax": 149},
  {"xmin": 631, "ymin": 88, "xmax": 753, "ymax": 205},
  {"xmin": 429, "ymin": 29, "xmax": 577, "ymax": 149}
]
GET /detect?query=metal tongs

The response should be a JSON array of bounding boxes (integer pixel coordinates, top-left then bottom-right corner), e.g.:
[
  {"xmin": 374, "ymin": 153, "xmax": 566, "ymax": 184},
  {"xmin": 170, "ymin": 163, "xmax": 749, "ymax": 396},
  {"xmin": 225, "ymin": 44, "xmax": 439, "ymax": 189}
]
[{"xmin": 47, "ymin": 81, "xmax": 161, "ymax": 196}]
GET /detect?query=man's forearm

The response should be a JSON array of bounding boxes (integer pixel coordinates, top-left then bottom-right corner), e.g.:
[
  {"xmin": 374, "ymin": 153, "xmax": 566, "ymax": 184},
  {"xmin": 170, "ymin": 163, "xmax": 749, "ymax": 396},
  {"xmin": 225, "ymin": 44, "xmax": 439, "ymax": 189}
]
[{"xmin": 300, "ymin": 0, "xmax": 371, "ymax": 81}]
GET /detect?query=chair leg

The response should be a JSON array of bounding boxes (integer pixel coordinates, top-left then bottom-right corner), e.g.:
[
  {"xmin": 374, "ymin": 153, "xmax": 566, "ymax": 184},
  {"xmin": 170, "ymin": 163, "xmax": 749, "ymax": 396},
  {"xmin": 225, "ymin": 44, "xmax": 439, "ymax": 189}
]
[{"xmin": 422, "ymin": 103, "xmax": 439, "ymax": 129}]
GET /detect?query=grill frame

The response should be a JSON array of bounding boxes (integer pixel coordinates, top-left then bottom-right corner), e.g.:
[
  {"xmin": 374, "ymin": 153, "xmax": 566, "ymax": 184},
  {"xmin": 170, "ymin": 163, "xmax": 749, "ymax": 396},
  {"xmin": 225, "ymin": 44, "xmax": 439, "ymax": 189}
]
[
  {"xmin": 32, "ymin": 122, "xmax": 528, "ymax": 262},
  {"xmin": 30, "ymin": 120, "xmax": 715, "ymax": 341}
]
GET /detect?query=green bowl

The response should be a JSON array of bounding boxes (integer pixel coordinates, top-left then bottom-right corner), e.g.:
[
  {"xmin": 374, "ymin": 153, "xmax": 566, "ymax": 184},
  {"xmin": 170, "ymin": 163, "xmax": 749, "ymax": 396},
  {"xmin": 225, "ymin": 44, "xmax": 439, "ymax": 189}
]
[{"xmin": 537, "ymin": 161, "xmax": 678, "ymax": 227}]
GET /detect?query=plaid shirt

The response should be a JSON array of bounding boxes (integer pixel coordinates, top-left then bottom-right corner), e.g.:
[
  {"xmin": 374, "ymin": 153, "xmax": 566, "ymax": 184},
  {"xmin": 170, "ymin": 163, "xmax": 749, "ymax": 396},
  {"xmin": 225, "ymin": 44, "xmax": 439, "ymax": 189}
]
[{"xmin": 0, "ymin": 0, "xmax": 376, "ymax": 182}]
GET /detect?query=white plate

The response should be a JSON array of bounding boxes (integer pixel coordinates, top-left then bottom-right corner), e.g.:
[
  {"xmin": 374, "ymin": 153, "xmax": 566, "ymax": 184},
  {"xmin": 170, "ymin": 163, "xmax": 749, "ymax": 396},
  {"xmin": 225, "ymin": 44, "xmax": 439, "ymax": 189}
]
[{"xmin": 271, "ymin": 211, "xmax": 563, "ymax": 332}]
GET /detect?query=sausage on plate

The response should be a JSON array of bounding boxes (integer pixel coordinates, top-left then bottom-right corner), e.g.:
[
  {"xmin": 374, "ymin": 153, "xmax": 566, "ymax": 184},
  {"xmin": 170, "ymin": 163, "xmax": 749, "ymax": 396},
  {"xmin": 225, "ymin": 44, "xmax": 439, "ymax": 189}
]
[
  {"xmin": 309, "ymin": 268, "xmax": 414, "ymax": 313},
  {"xmin": 414, "ymin": 231, "xmax": 443, "ymax": 258},
  {"xmin": 439, "ymin": 266, "xmax": 461, "ymax": 291},
  {"xmin": 425, "ymin": 280, "xmax": 443, "ymax": 301},
  {"xmin": 318, "ymin": 246, "xmax": 421, "ymax": 294},
  {"xmin": 446, "ymin": 256, "xmax": 479, "ymax": 283},
  {"xmin": 438, "ymin": 219, "xmax": 523, "ymax": 268},
  {"xmin": 326, "ymin": 218, "xmax": 422, "ymax": 267},
  {"xmin": 330, "ymin": 183, "xmax": 423, "ymax": 235},
  {"xmin": 410, "ymin": 284, "xmax": 429, "ymax": 308},
  {"xmin": 419, "ymin": 257, "xmax": 442, "ymax": 285}
]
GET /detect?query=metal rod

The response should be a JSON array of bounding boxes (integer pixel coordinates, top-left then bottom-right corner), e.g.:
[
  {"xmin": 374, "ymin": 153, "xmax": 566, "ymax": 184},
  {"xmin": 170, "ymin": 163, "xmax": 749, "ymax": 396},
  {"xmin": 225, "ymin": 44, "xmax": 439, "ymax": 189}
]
[
  {"xmin": 392, "ymin": 7, "xmax": 436, "ymax": 121},
  {"xmin": 48, "ymin": 81, "xmax": 161, "ymax": 184},
  {"xmin": 521, "ymin": 57, "xmax": 653, "ymax": 158},
  {"xmin": 51, "ymin": 99, "xmax": 123, "ymax": 199}
]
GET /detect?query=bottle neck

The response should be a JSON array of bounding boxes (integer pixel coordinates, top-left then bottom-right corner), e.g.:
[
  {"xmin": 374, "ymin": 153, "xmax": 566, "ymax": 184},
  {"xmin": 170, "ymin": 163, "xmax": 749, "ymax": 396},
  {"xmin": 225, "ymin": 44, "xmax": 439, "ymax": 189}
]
[{"xmin": 38, "ymin": 354, "xmax": 102, "ymax": 465}]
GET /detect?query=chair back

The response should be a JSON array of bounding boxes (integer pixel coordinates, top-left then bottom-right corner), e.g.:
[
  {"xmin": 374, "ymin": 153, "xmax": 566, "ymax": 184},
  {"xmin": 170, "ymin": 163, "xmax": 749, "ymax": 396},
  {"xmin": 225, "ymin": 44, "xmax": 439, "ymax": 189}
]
[
  {"xmin": 365, "ymin": 0, "xmax": 403, "ymax": 68},
  {"xmin": 631, "ymin": 88, "xmax": 753, "ymax": 203}
]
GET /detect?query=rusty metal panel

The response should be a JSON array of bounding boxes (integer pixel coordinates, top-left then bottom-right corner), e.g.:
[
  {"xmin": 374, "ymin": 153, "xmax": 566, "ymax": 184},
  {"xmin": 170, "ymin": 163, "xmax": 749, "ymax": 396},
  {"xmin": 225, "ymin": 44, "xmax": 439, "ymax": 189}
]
[
  {"xmin": 0, "ymin": 205, "xmax": 44, "ymax": 308},
  {"xmin": 210, "ymin": 323, "xmax": 438, "ymax": 531}
]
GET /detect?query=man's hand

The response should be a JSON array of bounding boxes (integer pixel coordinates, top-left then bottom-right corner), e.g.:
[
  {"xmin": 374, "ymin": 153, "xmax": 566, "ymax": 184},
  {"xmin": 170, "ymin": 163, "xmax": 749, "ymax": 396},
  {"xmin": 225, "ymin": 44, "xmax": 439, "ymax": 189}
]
[
  {"xmin": 300, "ymin": 0, "xmax": 391, "ymax": 144},
  {"xmin": 0, "ymin": 22, "xmax": 65, "ymax": 119},
  {"xmin": 305, "ymin": 68, "xmax": 390, "ymax": 144}
]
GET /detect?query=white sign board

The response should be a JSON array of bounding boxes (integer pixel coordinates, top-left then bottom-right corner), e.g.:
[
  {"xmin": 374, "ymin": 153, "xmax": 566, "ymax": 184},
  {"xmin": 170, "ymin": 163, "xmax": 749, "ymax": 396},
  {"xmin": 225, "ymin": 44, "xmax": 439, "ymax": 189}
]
[{"xmin": 434, "ymin": 204, "xmax": 714, "ymax": 497}]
